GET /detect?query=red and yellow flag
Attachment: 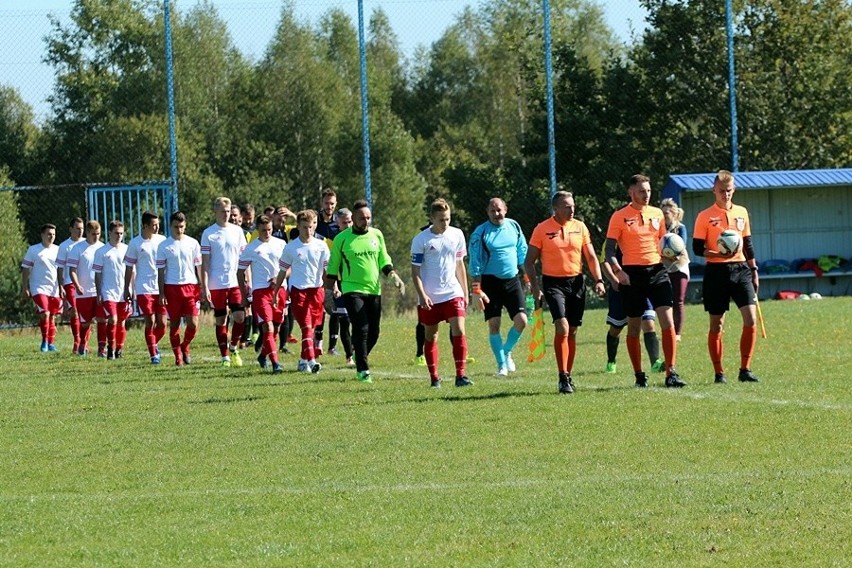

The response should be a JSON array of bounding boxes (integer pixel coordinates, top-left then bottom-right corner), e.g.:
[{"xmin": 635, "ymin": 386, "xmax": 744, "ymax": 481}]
[{"xmin": 527, "ymin": 306, "xmax": 546, "ymax": 362}]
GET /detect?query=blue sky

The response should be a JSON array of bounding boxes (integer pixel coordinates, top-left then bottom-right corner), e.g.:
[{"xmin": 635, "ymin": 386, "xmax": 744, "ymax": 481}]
[{"xmin": 0, "ymin": 1, "xmax": 648, "ymax": 122}]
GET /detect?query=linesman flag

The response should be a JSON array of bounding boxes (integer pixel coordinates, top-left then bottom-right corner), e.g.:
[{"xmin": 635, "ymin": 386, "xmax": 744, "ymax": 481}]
[{"xmin": 527, "ymin": 304, "xmax": 546, "ymax": 362}]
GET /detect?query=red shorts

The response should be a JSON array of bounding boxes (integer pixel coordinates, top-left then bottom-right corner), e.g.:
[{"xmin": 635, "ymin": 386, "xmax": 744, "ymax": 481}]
[
  {"xmin": 101, "ymin": 300, "xmax": 132, "ymax": 320},
  {"xmin": 290, "ymin": 287, "xmax": 325, "ymax": 329},
  {"xmin": 252, "ymin": 287, "xmax": 287, "ymax": 325},
  {"xmin": 76, "ymin": 296, "xmax": 99, "ymax": 323},
  {"xmin": 137, "ymin": 293, "xmax": 167, "ymax": 317},
  {"xmin": 32, "ymin": 294, "xmax": 61, "ymax": 316},
  {"xmin": 417, "ymin": 297, "xmax": 466, "ymax": 326},
  {"xmin": 63, "ymin": 284, "xmax": 77, "ymax": 310},
  {"xmin": 165, "ymin": 284, "xmax": 201, "ymax": 320},
  {"xmin": 209, "ymin": 287, "xmax": 243, "ymax": 310}
]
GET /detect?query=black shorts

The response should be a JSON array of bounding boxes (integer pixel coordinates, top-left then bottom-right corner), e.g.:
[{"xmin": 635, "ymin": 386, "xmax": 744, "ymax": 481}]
[
  {"xmin": 542, "ymin": 275, "xmax": 585, "ymax": 327},
  {"xmin": 480, "ymin": 274, "xmax": 525, "ymax": 321},
  {"xmin": 620, "ymin": 264, "xmax": 672, "ymax": 318},
  {"xmin": 702, "ymin": 262, "xmax": 756, "ymax": 315},
  {"xmin": 606, "ymin": 286, "xmax": 656, "ymax": 328}
]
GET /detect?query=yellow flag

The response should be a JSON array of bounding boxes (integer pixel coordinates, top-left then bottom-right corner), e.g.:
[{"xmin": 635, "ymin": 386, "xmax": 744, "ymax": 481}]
[{"xmin": 527, "ymin": 307, "xmax": 546, "ymax": 362}]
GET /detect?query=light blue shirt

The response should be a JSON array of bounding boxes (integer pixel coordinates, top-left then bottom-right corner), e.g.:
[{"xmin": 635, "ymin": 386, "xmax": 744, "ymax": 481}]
[{"xmin": 468, "ymin": 219, "xmax": 527, "ymax": 279}]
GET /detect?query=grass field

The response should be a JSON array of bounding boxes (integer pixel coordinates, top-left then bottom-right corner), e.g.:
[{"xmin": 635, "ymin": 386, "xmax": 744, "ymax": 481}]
[{"xmin": 1, "ymin": 297, "xmax": 850, "ymax": 566}]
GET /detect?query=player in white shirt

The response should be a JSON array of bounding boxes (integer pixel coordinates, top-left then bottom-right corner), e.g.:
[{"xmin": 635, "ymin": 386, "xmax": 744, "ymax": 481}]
[
  {"xmin": 237, "ymin": 215, "xmax": 286, "ymax": 373},
  {"xmin": 68, "ymin": 220, "xmax": 106, "ymax": 356},
  {"xmin": 124, "ymin": 211, "xmax": 168, "ymax": 364},
  {"xmin": 411, "ymin": 199, "xmax": 472, "ymax": 388},
  {"xmin": 157, "ymin": 211, "xmax": 202, "ymax": 367},
  {"xmin": 94, "ymin": 220, "xmax": 130, "ymax": 360},
  {"xmin": 20, "ymin": 223, "xmax": 61, "ymax": 352},
  {"xmin": 274, "ymin": 210, "xmax": 330, "ymax": 373},
  {"xmin": 56, "ymin": 217, "xmax": 85, "ymax": 353},
  {"xmin": 200, "ymin": 196, "xmax": 248, "ymax": 367}
]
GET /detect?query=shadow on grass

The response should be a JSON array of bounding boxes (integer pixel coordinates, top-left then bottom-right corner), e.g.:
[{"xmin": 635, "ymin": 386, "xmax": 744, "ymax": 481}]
[{"xmin": 188, "ymin": 395, "xmax": 266, "ymax": 405}]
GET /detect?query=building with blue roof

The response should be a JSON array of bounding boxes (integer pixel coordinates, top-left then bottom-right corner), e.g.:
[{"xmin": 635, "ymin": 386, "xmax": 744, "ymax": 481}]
[{"xmin": 662, "ymin": 168, "xmax": 852, "ymax": 298}]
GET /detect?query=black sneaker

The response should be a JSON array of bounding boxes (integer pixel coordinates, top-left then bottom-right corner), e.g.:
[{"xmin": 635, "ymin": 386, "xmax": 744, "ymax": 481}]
[
  {"xmin": 738, "ymin": 369, "xmax": 760, "ymax": 382},
  {"xmin": 558, "ymin": 372, "xmax": 574, "ymax": 394},
  {"xmin": 665, "ymin": 368, "xmax": 687, "ymax": 388},
  {"xmin": 634, "ymin": 371, "xmax": 648, "ymax": 388},
  {"xmin": 106, "ymin": 348, "xmax": 115, "ymax": 360},
  {"xmin": 257, "ymin": 353, "xmax": 268, "ymax": 369},
  {"xmin": 714, "ymin": 373, "xmax": 727, "ymax": 384},
  {"xmin": 455, "ymin": 376, "xmax": 473, "ymax": 387},
  {"xmin": 430, "ymin": 378, "xmax": 442, "ymax": 389},
  {"xmin": 114, "ymin": 349, "xmax": 123, "ymax": 359}
]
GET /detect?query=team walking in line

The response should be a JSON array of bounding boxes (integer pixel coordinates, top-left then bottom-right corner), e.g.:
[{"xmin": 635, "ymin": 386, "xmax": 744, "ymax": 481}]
[{"xmin": 20, "ymin": 171, "xmax": 761, "ymax": 390}]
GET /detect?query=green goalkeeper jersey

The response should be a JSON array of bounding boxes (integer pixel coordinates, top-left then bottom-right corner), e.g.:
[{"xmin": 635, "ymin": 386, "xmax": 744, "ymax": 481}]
[{"xmin": 328, "ymin": 227, "xmax": 393, "ymax": 295}]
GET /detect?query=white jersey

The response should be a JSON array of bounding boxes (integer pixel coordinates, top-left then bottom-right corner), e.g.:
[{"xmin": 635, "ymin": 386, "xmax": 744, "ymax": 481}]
[
  {"xmin": 21, "ymin": 243, "xmax": 60, "ymax": 297},
  {"xmin": 280, "ymin": 237, "xmax": 329, "ymax": 290},
  {"xmin": 238, "ymin": 236, "xmax": 286, "ymax": 291},
  {"xmin": 56, "ymin": 237, "xmax": 83, "ymax": 286},
  {"xmin": 93, "ymin": 242, "xmax": 128, "ymax": 302},
  {"xmin": 68, "ymin": 240, "xmax": 105, "ymax": 299},
  {"xmin": 200, "ymin": 222, "xmax": 247, "ymax": 290},
  {"xmin": 410, "ymin": 226, "xmax": 467, "ymax": 305},
  {"xmin": 157, "ymin": 236, "xmax": 201, "ymax": 285},
  {"xmin": 125, "ymin": 234, "xmax": 166, "ymax": 296}
]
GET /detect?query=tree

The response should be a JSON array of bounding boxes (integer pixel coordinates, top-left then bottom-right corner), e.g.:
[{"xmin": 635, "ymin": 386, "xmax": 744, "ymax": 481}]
[
  {"xmin": 0, "ymin": 169, "xmax": 30, "ymax": 324},
  {"xmin": 0, "ymin": 87, "xmax": 39, "ymax": 186}
]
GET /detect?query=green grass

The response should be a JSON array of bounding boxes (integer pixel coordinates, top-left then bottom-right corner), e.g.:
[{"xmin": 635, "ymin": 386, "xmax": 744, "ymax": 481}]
[{"xmin": 1, "ymin": 298, "xmax": 850, "ymax": 566}]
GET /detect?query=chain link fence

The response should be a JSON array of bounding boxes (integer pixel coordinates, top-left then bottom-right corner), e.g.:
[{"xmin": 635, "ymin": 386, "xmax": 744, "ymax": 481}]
[{"xmin": 1, "ymin": 1, "xmax": 849, "ymax": 323}]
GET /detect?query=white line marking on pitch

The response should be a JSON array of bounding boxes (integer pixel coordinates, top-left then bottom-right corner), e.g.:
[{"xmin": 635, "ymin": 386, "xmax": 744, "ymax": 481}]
[{"xmin": 3, "ymin": 467, "xmax": 850, "ymax": 504}]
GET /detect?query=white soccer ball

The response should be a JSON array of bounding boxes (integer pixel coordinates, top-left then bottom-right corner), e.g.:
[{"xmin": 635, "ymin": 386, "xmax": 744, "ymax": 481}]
[
  {"xmin": 660, "ymin": 233, "xmax": 685, "ymax": 259},
  {"xmin": 799, "ymin": 294, "xmax": 811, "ymax": 300},
  {"xmin": 717, "ymin": 229, "xmax": 742, "ymax": 255},
  {"xmin": 810, "ymin": 292, "xmax": 823, "ymax": 300}
]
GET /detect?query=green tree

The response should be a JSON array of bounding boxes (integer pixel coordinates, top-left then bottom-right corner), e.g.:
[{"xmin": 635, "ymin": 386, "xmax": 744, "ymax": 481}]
[
  {"xmin": 0, "ymin": 169, "xmax": 30, "ymax": 324},
  {"xmin": 736, "ymin": 0, "xmax": 852, "ymax": 169},
  {"xmin": 0, "ymin": 87, "xmax": 39, "ymax": 186}
]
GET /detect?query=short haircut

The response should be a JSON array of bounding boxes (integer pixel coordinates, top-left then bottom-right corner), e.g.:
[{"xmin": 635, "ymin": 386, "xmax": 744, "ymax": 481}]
[
  {"xmin": 296, "ymin": 209, "xmax": 317, "ymax": 224},
  {"xmin": 171, "ymin": 211, "xmax": 187, "ymax": 224},
  {"xmin": 263, "ymin": 206, "xmax": 275, "ymax": 215},
  {"xmin": 85, "ymin": 220, "xmax": 101, "ymax": 234},
  {"xmin": 628, "ymin": 174, "xmax": 650, "ymax": 188},
  {"xmin": 551, "ymin": 190, "xmax": 574, "ymax": 207},
  {"xmin": 214, "ymin": 196, "xmax": 231, "ymax": 210},
  {"xmin": 69, "ymin": 217, "xmax": 84, "ymax": 227},
  {"xmin": 335, "ymin": 208, "xmax": 352, "ymax": 220},
  {"xmin": 41, "ymin": 223, "xmax": 56, "ymax": 234},
  {"xmin": 242, "ymin": 204, "xmax": 255, "ymax": 216},
  {"xmin": 430, "ymin": 198, "xmax": 450, "ymax": 215},
  {"xmin": 321, "ymin": 187, "xmax": 337, "ymax": 199},
  {"xmin": 141, "ymin": 211, "xmax": 159, "ymax": 227},
  {"xmin": 715, "ymin": 170, "xmax": 734, "ymax": 185},
  {"xmin": 255, "ymin": 214, "xmax": 271, "ymax": 227},
  {"xmin": 353, "ymin": 199, "xmax": 369, "ymax": 211},
  {"xmin": 108, "ymin": 220, "xmax": 124, "ymax": 233}
]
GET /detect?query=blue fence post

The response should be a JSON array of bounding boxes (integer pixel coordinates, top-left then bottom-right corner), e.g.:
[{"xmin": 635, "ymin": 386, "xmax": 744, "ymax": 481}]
[
  {"xmin": 164, "ymin": 0, "xmax": 180, "ymax": 215},
  {"xmin": 357, "ymin": 0, "xmax": 373, "ymax": 209},
  {"xmin": 725, "ymin": 0, "xmax": 739, "ymax": 172},
  {"xmin": 543, "ymin": 0, "xmax": 558, "ymax": 199}
]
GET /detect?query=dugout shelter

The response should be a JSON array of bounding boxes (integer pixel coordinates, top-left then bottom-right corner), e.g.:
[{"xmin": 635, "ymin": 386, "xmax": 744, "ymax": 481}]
[{"xmin": 661, "ymin": 168, "xmax": 852, "ymax": 300}]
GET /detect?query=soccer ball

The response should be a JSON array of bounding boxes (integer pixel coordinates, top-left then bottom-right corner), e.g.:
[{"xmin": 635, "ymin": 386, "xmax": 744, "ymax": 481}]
[
  {"xmin": 717, "ymin": 230, "xmax": 742, "ymax": 255},
  {"xmin": 660, "ymin": 233, "xmax": 685, "ymax": 259}
]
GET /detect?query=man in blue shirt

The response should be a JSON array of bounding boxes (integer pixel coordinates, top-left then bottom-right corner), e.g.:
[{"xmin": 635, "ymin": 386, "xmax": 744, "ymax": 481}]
[{"xmin": 468, "ymin": 197, "xmax": 529, "ymax": 376}]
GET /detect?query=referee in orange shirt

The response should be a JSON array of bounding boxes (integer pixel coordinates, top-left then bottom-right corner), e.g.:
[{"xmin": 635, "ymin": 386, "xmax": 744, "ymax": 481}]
[
  {"xmin": 525, "ymin": 191, "xmax": 606, "ymax": 394},
  {"xmin": 604, "ymin": 174, "xmax": 686, "ymax": 388},
  {"xmin": 692, "ymin": 170, "xmax": 760, "ymax": 384}
]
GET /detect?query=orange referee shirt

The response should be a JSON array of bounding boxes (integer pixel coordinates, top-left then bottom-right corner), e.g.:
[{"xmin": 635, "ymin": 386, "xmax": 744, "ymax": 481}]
[
  {"xmin": 606, "ymin": 204, "xmax": 665, "ymax": 266},
  {"xmin": 693, "ymin": 203, "xmax": 751, "ymax": 264},
  {"xmin": 529, "ymin": 217, "xmax": 591, "ymax": 277}
]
